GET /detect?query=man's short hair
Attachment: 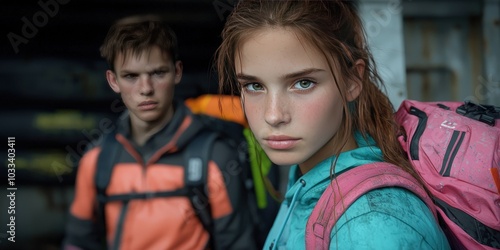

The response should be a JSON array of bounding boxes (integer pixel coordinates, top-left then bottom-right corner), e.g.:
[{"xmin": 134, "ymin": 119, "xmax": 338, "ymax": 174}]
[{"xmin": 100, "ymin": 14, "xmax": 179, "ymax": 71}]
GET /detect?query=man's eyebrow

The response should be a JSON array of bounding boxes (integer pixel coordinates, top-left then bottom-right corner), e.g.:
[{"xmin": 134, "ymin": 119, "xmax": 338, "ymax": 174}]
[
  {"xmin": 119, "ymin": 69, "xmax": 136, "ymax": 74},
  {"xmin": 146, "ymin": 66, "xmax": 170, "ymax": 73},
  {"xmin": 236, "ymin": 68, "xmax": 324, "ymax": 82},
  {"xmin": 119, "ymin": 66, "xmax": 170, "ymax": 75}
]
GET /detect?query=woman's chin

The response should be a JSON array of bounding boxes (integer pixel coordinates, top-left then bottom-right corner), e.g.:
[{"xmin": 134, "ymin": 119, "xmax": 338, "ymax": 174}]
[{"xmin": 266, "ymin": 152, "xmax": 300, "ymax": 167}]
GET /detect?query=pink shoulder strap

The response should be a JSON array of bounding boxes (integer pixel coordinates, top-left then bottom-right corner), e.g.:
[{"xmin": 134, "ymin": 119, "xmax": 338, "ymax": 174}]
[{"xmin": 305, "ymin": 162, "xmax": 435, "ymax": 250}]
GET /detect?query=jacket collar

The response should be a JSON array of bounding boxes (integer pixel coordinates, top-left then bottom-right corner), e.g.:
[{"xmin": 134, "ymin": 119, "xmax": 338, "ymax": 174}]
[
  {"xmin": 284, "ymin": 132, "xmax": 384, "ymax": 204},
  {"xmin": 116, "ymin": 99, "xmax": 206, "ymax": 154}
]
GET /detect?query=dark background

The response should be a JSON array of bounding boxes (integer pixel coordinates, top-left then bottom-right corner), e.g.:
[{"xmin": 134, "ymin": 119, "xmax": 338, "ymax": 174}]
[
  {"xmin": 1, "ymin": 0, "xmax": 229, "ymax": 106},
  {"xmin": 0, "ymin": 0, "xmax": 233, "ymax": 249},
  {"xmin": 0, "ymin": 0, "xmax": 230, "ymax": 182}
]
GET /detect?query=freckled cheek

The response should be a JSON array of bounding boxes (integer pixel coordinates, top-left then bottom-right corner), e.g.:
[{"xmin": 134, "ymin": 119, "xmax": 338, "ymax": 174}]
[
  {"xmin": 300, "ymin": 101, "xmax": 326, "ymax": 121},
  {"xmin": 154, "ymin": 81, "xmax": 176, "ymax": 95},
  {"xmin": 155, "ymin": 84, "xmax": 168, "ymax": 92},
  {"xmin": 119, "ymin": 85, "xmax": 133, "ymax": 96},
  {"xmin": 126, "ymin": 85, "xmax": 141, "ymax": 95},
  {"xmin": 303, "ymin": 99, "xmax": 344, "ymax": 131},
  {"xmin": 120, "ymin": 93, "xmax": 135, "ymax": 108},
  {"xmin": 242, "ymin": 100, "xmax": 264, "ymax": 129}
]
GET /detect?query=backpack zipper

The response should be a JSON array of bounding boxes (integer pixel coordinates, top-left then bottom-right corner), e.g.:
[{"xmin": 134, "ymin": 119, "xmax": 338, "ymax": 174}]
[
  {"xmin": 408, "ymin": 107, "xmax": 427, "ymax": 160},
  {"xmin": 439, "ymin": 130, "xmax": 465, "ymax": 177}
]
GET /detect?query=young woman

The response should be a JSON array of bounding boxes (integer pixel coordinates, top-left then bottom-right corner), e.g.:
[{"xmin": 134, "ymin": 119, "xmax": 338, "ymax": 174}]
[{"xmin": 216, "ymin": 0, "xmax": 451, "ymax": 249}]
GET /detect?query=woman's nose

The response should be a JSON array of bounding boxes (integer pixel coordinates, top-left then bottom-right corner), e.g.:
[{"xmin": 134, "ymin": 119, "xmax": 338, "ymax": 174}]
[{"xmin": 264, "ymin": 93, "xmax": 291, "ymax": 127}]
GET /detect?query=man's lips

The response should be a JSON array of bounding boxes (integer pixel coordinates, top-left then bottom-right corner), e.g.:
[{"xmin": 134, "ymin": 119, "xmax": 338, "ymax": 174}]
[
  {"xmin": 264, "ymin": 135, "xmax": 300, "ymax": 150},
  {"xmin": 138, "ymin": 101, "xmax": 158, "ymax": 110}
]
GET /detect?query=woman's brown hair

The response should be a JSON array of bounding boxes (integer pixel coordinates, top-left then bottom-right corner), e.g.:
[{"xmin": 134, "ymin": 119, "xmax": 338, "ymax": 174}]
[{"xmin": 215, "ymin": 0, "xmax": 420, "ymax": 182}]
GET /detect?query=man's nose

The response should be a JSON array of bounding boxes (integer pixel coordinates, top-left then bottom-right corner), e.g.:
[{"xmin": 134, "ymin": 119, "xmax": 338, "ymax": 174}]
[{"xmin": 139, "ymin": 76, "xmax": 154, "ymax": 96}]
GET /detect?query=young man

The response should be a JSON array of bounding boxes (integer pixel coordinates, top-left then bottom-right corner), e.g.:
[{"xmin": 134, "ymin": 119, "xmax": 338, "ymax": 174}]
[{"xmin": 63, "ymin": 15, "xmax": 256, "ymax": 250}]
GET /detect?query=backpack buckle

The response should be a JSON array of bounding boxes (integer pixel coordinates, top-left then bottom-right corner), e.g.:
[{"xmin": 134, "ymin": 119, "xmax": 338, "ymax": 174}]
[
  {"xmin": 144, "ymin": 191, "xmax": 155, "ymax": 199},
  {"xmin": 457, "ymin": 101, "xmax": 499, "ymax": 126}
]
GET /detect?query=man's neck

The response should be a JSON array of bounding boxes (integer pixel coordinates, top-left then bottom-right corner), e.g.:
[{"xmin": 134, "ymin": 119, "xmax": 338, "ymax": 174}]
[
  {"xmin": 130, "ymin": 108, "xmax": 174, "ymax": 146},
  {"xmin": 132, "ymin": 123, "xmax": 163, "ymax": 146}
]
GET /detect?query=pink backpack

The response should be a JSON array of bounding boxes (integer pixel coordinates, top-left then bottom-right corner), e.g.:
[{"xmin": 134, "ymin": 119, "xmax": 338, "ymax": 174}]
[{"xmin": 306, "ymin": 100, "xmax": 500, "ymax": 250}]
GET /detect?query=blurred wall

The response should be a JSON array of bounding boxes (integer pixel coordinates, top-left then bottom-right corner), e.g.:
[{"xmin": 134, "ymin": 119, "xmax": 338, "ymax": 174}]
[{"xmin": 360, "ymin": 0, "xmax": 499, "ymax": 108}]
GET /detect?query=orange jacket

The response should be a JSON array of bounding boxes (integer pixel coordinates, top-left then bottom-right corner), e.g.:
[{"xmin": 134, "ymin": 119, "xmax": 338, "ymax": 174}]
[{"xmin": 63, "ymin": 101, "xmax": 257, "ymax": 250}]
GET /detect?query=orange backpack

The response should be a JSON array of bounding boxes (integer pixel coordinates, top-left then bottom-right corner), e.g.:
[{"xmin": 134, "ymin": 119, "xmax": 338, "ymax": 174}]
[{"xmin": 185, "ymin": 94, "xmax": 248, "ymax": 127}]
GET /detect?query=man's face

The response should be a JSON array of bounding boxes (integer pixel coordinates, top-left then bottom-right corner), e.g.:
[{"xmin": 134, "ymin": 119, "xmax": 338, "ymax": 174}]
[{"xmin": 106, "ymin": 46, "xmax": 182, "ymax": 129}]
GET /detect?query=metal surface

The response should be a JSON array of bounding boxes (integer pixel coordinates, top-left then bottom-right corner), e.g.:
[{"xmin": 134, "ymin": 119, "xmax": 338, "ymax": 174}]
[
  {"xmin": 481, "ymin": 0, "xmax": 500, "ymax": 105},
  {"xmin": 403, "ymin": 0, "xmax": 499, "ymax": 105},
  {"xmin": 359, "ymin": 0, "xmax": 408, "ymax": 108},
  {"xmin": 360, "ymin": 0, "xmax": 499, "ymax": 106}
]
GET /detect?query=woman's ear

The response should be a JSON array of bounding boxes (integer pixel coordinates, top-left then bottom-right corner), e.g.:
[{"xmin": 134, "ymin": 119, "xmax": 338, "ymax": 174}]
[
  {"xmin": 347, "ymin": 59, "xmax": 365, "ymax": 101},
  {"xmin": 106, "ymin": 70, "xmax": 121, "ymax": 94}
]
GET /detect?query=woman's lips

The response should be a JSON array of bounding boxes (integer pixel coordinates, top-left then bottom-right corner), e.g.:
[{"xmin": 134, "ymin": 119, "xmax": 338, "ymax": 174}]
[{"xmin": 264, "ymin": 136, "xmax": 300, "ymax": 150}]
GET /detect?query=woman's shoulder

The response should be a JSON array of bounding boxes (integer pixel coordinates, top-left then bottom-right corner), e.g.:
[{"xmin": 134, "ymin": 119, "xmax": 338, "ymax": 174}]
[
  {"xmin": 331, "ymin": 187, "xmax": 450, "ymax": 249},
  {"xmin": 348, "ymin": 187, "xmax": 432, "ymax": 221}
]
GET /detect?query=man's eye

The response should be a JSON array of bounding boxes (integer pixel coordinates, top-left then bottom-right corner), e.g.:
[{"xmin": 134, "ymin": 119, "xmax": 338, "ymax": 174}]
[
  {"xmin": 123, "ymin": 74, "xmax": 135, "ymax": 79},
  {"xmin": 153, "ymin": 71, "xmax": 166, "ymax": 76}
]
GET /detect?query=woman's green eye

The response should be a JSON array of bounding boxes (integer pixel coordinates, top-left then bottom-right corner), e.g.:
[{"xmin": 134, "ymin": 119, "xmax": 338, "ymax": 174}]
[
  {"xmin": 246, "ymin": 83, "xmax": 264, "ymax": 91},
  {"xmin": 294, "ymin": 80, "xmax": 314, "ymax": 89}
]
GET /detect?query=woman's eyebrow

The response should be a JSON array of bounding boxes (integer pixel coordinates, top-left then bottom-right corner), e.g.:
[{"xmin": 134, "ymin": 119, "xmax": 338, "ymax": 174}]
[
  {"xmin": 281, "ymin": 68, "xmax": 324, "ymax": 80},
  {"xmin": 236, "ymin": 73, "xmax": 260, "ymax": 82},
  {"xmin": 237, "ymin": 68, "xmax": 324, "ymax": 82}
]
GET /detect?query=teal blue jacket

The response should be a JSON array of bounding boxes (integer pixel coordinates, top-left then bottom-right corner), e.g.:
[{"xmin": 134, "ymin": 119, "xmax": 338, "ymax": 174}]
[{"xmin": 264, "ymin": 133, "xmax": 450, "ymax": 250}]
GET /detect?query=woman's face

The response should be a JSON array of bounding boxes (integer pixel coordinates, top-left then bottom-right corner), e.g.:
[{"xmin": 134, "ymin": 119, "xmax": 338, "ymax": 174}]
[{"xmin": 235, "ymin": 27, "xmax": 350, "ymax": 173}]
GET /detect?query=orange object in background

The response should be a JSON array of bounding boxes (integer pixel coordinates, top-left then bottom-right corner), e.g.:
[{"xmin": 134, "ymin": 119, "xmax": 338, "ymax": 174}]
[{"xmin": 185, "ymin": 94, "xmax": 248, "ymax": 127}]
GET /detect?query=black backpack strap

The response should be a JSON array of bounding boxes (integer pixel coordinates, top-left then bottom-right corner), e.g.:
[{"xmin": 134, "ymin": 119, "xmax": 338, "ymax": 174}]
[
  {"xmin": 184, "ymin": 130, "xmax": 220, "ymax": 250},
  {"xmin": 94, "ymin": 130, "xmax": 121, "ymax": 249},
  {"xmin": 95, "ymin": 130, "xmax": 120, "ymax": 247},
  {"xmin": 96, "ymin": 132, "xmax": 121, "ymax": 203},
  {"xmin": 94, "ymin": 129, "xmax": 193, "ymax": 250}
]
